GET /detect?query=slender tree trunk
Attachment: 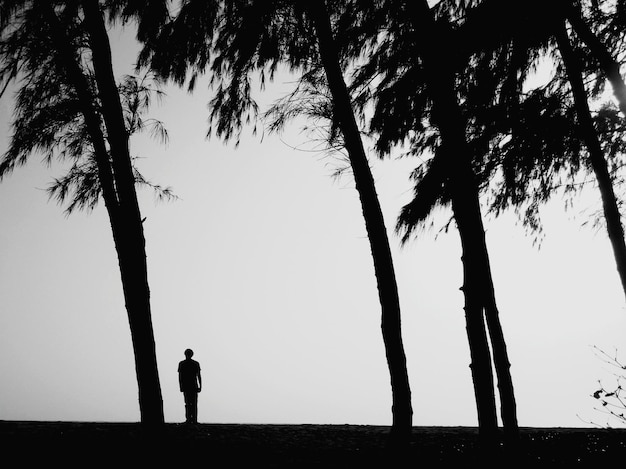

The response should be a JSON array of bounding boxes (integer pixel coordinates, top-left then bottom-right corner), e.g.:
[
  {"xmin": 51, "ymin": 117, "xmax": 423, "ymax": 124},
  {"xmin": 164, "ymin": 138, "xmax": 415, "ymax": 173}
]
[
  {"xmin": 556, "ymin": 22, "xmax": 626, "ymax": 304},
  {"xmin": 306, "ymin": 0, "xmax": 413, "ymax": 445},
  {"xmin": 81, "ymin": 0, "xmax": 164, "ymax": 425},
  {"xmin": 404, "ymin": 0, "xmax": 521, "ymax": 445},
  {"xmin": 43, "ymin": 1, "xmax": 164, "ymax": 424}
]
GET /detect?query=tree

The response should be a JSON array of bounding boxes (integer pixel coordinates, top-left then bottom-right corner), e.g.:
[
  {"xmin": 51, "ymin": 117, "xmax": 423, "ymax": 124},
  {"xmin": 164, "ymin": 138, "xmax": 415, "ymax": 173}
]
[
  {"xmin": 346, "ymin": 0, "xmax": 519, "ymax": 444},
  {"xmin": 141, "ymin": 0, "xmax": 413, "ymax": 443},
  {"xmin": 303, "ymin": 1, "xmax": 413, "ymax": 445},
  {"xmin": 441, "ymin": 0, "xmax": 626, "ymax": 305},
  {"xmin": 379, "ymin": 0, "xmax": 626, "ymax": 440},
  {"xmin": 400, "ymin": 0, "xmax": 508, "ymax": 445},
  {"xmin": 562, "ymin": 0, "xmax": 626, "ymax": 301},
  {"xmin": 555, "ymin": 18, "xmax": 626, "ymax": 303},
  {"xmin": 410, "ymin": 0, "xmax": 626, "ymax": 439},
  {"xmin": 0, "ymin": 0, "xmax": 168, "ymax": 424}
]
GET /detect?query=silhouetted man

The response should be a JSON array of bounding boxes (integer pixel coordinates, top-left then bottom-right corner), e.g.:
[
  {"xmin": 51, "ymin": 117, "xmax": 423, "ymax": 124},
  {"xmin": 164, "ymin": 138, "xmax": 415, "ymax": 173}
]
[{"xmin": 178, "ymin": 348, "xmax": 202, "ymax": 424}]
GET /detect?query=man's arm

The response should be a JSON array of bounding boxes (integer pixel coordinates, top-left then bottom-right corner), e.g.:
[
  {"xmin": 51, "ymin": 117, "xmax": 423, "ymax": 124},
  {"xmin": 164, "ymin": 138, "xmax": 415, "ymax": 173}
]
[
  {"xmin": 178, "ymin": 363, "xmax": 183, "ymax": 392},
  {"xmin": 197, "ymin": 366, "xmax": 202, "ymax": 393}
]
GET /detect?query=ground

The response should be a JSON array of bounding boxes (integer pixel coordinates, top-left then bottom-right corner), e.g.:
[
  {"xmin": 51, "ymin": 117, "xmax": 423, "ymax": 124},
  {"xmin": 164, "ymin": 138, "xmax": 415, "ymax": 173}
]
[{"xmin": 2, "ymin": 421, "xmax": 626, "ymax": 467}]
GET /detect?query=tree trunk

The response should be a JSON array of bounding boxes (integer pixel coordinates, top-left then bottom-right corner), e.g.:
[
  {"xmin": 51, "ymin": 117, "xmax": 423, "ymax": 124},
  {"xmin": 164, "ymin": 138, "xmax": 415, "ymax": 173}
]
[
  {"xmin": 43, "ymin": 1, "xmax": 164, "ymax": 424},
  {"xmin": 404, "ymin": 0, "xmax": 521, "ymax": 445},
  {"xmin": 306, "ymin": 0, "xmax": 413, "ymax": 445},
  {"xmin": 452, "ymin": 150, "xmax": 519, "ymax": 444},
  {"xmin": 556, "ymin": 22, "xmax": 626, "ymax": 304},
  {"xmin": 447, "ymin": 149, "xmax": 500, "ymax": 446},
  {"xmin": 81, "ymin": 0, "xmax": 164, "ymax": 425}
]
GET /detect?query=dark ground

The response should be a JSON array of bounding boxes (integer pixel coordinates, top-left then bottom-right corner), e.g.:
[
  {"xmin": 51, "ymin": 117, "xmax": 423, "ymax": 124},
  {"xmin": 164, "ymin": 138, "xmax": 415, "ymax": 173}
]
[{"xmin": 2, "ymin": 421, "xmax": 626, "ymax": 467}]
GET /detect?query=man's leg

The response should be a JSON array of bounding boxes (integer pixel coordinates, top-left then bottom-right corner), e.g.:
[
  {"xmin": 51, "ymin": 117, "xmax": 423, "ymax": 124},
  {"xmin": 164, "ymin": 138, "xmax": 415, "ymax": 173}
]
[
  {"xmin": 183, "ymin": 391, "xmax": 193, "ymax": 423},
  {"xmin": 189, "ymin": 392, "xmax": 198, "ymax": 423}
]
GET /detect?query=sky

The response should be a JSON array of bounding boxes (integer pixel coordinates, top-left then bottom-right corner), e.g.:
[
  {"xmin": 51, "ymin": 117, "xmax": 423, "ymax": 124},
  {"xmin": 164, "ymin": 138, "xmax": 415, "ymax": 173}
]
[{"xmin": 1, "ymin": 23, "xmax": 626, "ymax": 429}]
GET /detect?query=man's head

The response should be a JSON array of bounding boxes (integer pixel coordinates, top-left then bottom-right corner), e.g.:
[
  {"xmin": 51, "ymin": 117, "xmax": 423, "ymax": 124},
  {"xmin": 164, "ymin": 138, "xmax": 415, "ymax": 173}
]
[{"xmin": 184, "ymin": 348, "xmax": 194, "ymax": 358}]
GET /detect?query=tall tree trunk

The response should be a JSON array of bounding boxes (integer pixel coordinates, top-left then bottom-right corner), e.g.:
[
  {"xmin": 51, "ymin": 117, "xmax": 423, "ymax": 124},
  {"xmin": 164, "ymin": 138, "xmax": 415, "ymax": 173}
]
[
  {"xmin": 43, "ymin": 1, "xmax": 164, "ymax": 424},
  {"xmin": 306, "ymin": 0, "xmax": 413, "ymax": 445},
  {"xmin": 81, "ymin": 0, "xmax": 164, "ymax": 425},
  {"xmin": 404, "ymin": 0, "xmax": 521, "ymax": 445},
  {"xmin": 556, "ymin": 22, "xmax": 626, "ymax": 304},
  {"xmin": 452, "ymin": 153, "xmax": 519, "ymax": 443}
]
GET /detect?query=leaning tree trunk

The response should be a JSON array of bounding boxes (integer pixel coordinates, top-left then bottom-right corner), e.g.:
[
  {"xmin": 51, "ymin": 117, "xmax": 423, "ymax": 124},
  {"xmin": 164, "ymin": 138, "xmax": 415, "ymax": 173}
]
[
  {"xmin": 44, "ymin": 0, "xmax": 164, "ymax": 425},
  {"xmin": 556, "ymin": 22, "xmax": 626, "ymax": 305},
  {"xmin": 81, "ymin": 0, "xmax": 164, "ymax": 425},
  {"xmin": 41, "ymin": 2, "xmax": 161, "ymax": 424},
  {"xmin": 306, "ymin": 0, "xmax": 413, "ymax": 446}
]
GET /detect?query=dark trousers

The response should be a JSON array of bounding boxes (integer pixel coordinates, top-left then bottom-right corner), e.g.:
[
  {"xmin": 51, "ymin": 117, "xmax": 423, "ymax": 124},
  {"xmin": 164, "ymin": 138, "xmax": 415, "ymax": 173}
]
[{"xmin": 183, "ymin": 391, "xmax": 198, "ymax": 423}]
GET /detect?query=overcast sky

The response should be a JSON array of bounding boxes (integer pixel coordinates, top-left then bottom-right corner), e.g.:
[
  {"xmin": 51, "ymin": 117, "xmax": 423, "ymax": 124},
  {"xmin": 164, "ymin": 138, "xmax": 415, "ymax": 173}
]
[{"xmin": 1, "ymin": 22, "xmax": 625, "ymax": 428}]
